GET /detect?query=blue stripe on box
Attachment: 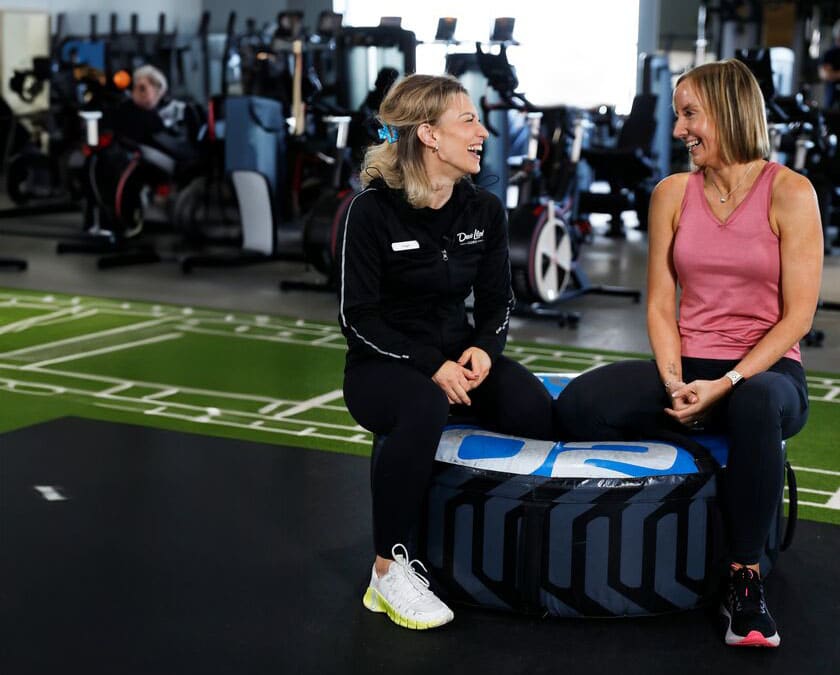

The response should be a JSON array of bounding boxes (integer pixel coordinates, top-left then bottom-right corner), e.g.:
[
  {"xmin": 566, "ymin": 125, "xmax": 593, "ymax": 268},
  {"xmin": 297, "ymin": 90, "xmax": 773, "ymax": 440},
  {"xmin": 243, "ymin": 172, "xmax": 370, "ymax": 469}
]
[
  {"xmin": 584, "ymin": 445, "xmax": 699, "ymax": 477},
  {"xmin": 458, "ymin": 435, "xmax": 525, "ymax": 460},
  {"xmin": 537, "ymin": 375, "xmax": 571, "ymax": 398}
]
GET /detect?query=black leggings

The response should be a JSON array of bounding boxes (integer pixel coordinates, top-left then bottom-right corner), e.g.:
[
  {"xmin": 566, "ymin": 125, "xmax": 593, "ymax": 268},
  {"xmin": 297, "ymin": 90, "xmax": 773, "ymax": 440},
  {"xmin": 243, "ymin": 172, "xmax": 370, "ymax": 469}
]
[
  {"xmin": 553, "ymin": 357, "xmax": 809, "ymax": 565},
  {"xmin": 344, "ymin": 355, "xmax": 555, "ymax": 559}
]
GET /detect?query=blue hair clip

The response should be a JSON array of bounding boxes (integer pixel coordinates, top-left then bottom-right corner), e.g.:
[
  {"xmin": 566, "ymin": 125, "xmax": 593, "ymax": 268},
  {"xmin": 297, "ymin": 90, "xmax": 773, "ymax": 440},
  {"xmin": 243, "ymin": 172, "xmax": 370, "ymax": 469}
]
[{"xmin": 378, "ymin": 123, "xmax": 399, "ymax": 144}]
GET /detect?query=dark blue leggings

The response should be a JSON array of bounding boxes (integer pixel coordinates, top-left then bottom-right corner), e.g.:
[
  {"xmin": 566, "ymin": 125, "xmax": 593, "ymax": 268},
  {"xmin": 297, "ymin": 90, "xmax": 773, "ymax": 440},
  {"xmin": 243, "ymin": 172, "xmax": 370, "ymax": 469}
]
[
  {"xmin": 553, "ymin": 357, "xmax": 809, "ymax": 565},
  {"xmin": 344, "ymin": 355, "xmax": 555, "ymax": 558}
]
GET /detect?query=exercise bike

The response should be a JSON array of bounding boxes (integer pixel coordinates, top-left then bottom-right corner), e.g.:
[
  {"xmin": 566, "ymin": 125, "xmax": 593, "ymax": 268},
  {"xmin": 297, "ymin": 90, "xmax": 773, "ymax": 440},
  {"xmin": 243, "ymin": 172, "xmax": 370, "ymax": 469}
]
[{"xmin": 475, "ymin": 44, "xmax": 640, "ymax": 325}]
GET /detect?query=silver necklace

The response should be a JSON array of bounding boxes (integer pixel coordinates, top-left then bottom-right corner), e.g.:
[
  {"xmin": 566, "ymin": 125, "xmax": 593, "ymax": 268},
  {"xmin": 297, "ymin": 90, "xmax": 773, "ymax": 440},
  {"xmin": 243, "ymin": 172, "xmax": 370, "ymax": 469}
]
[{"xmin": 708, "ymin": 162, "xmax": 758, "ymax": 203}]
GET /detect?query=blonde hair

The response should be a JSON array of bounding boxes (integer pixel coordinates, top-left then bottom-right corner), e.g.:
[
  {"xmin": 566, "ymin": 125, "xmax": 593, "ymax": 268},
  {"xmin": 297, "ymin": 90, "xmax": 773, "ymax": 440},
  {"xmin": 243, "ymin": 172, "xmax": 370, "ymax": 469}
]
[
  {"xmin": 361, "ymin": 73, "xmax": 468, "ymax": 208},
  {"xmin": 674, "ymin": 59, "xmax": 769, "ymax": 164},
  {"xmin": 133, "ymin": 64, "xmax": 168, "ymax": 97}
]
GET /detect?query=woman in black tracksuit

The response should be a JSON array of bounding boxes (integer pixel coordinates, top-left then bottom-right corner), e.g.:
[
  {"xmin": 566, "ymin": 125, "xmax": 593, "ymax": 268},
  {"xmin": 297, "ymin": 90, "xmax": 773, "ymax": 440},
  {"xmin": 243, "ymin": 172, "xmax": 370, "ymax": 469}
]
[{"xmin": 339, "ymin": 74, "xmax": 557, "ymax": 630}]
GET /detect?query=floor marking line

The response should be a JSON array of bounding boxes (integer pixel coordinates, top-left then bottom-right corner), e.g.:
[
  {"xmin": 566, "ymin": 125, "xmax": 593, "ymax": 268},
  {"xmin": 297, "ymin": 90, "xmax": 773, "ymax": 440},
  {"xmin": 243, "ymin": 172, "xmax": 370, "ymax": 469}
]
[
  {"xmin": 791, "ymin": 465, "xmax": 840, "ymax": 477},
  {"xmin": 34, "ymin": 485, "xmax": 67, "ymax": 502},
  {"xmin": 97, "ymin": 382, "xmax": 134, "ymax": 397},
  {"xmin": 794, "ymin": 499, "xmax": 840, "ymax": 510},
  {"xmin": 144, "ymin": 388, "xmax": 180, "ymax": 400},
  {"xmin": 0, "ymin": 308, "xmax": 100, "ymax": 335},
  {"xmin": 311, "ymin": 334, "xmax": 341, "ymax": 344},
  {"xmin": 785, "ymin": 486, "xmax": 836, "ymax": 496},
  {"xmin": 92, "ymin": 402, "xmax": 371, "ymax": 445},
  {"xmin": 0, "ymin": 317, "xmax": 175, "ymax": 357},
  {"xmin": 0, "ymin": 307, "xmax": 80, "ymax": 335},
  {"xmin": 0, "ymin": 363, "xmax": 292, "ymax": 405},
  {"xmin": 259, "ymin": 401, "xmax": 285, "ymax": 415},
  {"xmin": 21, "ymin": 333, "xmax": 183, "ymax": 369},
  {"xmin": 824, "ymin": 487, "xmax": 840, "ymax": 511},
  {"xmin": 273, "ymin": 390, "xmax": 344, "ymax": 418},
  {"xmin": 179, "ymin": 325, "xmax": 347, "ymax": 350}
]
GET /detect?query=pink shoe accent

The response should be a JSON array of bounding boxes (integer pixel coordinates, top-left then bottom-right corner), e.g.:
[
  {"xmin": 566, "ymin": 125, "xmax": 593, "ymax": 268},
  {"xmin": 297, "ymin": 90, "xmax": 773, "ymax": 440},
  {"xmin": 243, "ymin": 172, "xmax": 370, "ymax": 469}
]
[{"xmin": 733, "ymin": 630, "xmax": 778, "ymax": 648}]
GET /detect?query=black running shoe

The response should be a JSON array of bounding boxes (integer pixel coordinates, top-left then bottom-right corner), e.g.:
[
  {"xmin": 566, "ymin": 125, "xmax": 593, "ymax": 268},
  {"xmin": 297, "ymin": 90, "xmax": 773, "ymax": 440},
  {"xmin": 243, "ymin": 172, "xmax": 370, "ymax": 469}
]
[{"xmin": 720, "ymin": 565, "xmax": 780, "ymax": 647}]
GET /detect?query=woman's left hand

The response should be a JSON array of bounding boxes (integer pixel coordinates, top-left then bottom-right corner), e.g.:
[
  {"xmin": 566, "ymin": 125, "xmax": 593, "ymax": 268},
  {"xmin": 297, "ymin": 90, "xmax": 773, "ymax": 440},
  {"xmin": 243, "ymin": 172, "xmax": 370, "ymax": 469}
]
[
  {"xmin": 457, "ymin": 347, "xmax": 492, "ymax": 390},
  {"xmin": 664, "ymin": 378, "xmax": 731, "ymax": 428}
]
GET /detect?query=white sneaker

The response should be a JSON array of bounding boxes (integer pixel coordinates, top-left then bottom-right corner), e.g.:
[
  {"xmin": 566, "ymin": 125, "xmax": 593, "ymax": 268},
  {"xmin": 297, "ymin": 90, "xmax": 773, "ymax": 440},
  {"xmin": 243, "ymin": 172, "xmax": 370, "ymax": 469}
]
[{"xmin": 362, "ymin": 544, "xmax": 454, "ymax": 630}]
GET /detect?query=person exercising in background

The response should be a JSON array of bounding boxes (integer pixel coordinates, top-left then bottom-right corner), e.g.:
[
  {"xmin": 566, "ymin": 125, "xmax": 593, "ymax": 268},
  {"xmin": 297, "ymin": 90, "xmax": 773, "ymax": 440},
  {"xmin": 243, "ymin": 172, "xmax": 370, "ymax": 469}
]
[
  {"xmin": 339, "ymin": 74, "xmax": 560, "ymax": 630},
  {"xmin": 818, "ymin": 20, "xmax": 840, "ymax": 110},
  {"xmin": 112, "ymin": 65, "xmax": 196, "ymax": 159},
  {"xmin": 112, "ymin": 65, "xmax": 168, "ymax": 143}
]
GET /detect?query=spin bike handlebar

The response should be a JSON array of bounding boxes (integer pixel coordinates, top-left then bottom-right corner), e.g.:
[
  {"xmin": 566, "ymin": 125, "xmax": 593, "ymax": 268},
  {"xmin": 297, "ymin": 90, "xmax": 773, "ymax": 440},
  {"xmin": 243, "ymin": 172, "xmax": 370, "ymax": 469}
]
[{"xmin": 479, "ymin": 92, "xmax": 538, "ymax": 137}]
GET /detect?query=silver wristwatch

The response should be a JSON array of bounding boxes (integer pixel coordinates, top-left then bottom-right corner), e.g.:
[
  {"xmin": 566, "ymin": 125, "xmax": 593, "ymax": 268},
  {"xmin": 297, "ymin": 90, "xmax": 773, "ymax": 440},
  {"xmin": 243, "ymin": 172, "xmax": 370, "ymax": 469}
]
[{"xmin": 724, "ymin": 370, "xmax": 743, "ymax": 388}]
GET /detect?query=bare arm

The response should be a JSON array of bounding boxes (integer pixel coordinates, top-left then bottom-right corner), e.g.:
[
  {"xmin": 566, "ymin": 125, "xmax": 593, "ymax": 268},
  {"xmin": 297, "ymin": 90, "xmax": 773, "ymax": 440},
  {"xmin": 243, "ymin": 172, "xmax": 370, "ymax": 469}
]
[{"xmin": 646, "ymin": 174, "xmax": 689, "ymax": 391}]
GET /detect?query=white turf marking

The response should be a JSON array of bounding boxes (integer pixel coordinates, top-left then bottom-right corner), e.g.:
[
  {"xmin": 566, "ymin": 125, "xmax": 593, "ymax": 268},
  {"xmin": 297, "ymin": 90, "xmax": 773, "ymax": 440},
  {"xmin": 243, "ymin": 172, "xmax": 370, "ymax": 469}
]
[
  {"xmin": 311, "ymin": 334, "xmax": 340, "ymax": 345},
  {"xmin": 91, "ymin": 402, "xmax": 370, "ymax": 445},
  {"xmin": 0, "ymin": 363, "xmax": 288, "ymax": 406},
  {"xmin": 786, "ymin": 486, "xmax": 835, "ymax": 496},
  {"xmin": 144, "ymin": 388, "xmax": 180, "ymax": 400},
  {"xmin": 96, "ymin": 382, "xmax": 134, "ymax": 397},
  {"xmin": 795, "ymin": 499, "xmax": 840, "ymax": 509},
  {"xmin": 179, "ymin": 324, "xmax": 347, "ymax": 350},
  {"xmin": 0, "ymin": 317, "xmax": 174, "ymax": 357},
  {"xmin": 273, "ymin": 390, "xmax": 344, "ymax": 419},
  {"xmin": 0, "ymin": 307, "xmax": 97, "ymax": 334},
  {"xmin": 34, "ymin": 485, "xmax": 67, "ymax": 501},
  {"xmin": 21, "ymin": 333, "xmax": 183, "ymax": 369},
  {"xmin": 258, "ymin": 401, "xmax": 284, "ymax": 415},
  {"xmin": 824, "ymin": 488, "xmax": 840, "ymax": 511},
  {"xmin": 791, "ymin": 465, "xmax": 840, "ymax": 477}
]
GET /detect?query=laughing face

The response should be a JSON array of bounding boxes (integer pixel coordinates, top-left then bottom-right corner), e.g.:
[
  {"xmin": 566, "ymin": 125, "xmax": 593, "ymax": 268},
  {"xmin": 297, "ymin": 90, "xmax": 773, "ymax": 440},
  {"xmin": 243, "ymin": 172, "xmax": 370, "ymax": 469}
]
[
  {"xmin": 429, "ymin": 92, "xmax": 489, "ymax": 178},
  {"xmin": 672, "ymin": 80, "xmax": 719, "ymax": 168}
]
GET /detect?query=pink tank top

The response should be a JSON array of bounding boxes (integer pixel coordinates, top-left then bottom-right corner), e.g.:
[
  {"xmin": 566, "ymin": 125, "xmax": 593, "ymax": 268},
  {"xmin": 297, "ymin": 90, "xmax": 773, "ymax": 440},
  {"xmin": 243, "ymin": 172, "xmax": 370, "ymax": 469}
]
[{"xmin": 672, "ymin": 161, "xmax": 800, "ymax": 362}]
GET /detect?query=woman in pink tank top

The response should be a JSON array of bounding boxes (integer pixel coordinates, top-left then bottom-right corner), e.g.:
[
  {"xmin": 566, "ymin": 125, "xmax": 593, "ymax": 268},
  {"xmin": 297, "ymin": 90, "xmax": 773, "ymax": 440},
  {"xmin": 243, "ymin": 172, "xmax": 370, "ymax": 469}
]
[{"xmin": 554, "ymin": 59, "xmax": 823, "ymax": 647}]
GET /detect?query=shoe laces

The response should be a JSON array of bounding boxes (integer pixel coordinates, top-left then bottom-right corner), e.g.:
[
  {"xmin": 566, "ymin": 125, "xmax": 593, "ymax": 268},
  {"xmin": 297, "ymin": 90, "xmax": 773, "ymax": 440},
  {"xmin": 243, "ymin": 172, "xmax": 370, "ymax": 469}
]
[
  {"xmin": 730, "ymin": 565, "xmax": 767, "ymax": 614},
  {"xmin": 390, "ymin": 543, "xmax": 432, "ymax": 595}
]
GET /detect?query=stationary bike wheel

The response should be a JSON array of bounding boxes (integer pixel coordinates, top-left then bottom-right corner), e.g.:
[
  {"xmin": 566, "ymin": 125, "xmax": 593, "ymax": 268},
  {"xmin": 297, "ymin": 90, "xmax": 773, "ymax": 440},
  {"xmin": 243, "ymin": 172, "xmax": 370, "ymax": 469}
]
[
  {"xmin": 113, "ymin": 157, "xmax": 146, "ymax": 238},
  {"xmin": 508, "ymin": 200, "xmax": 573, "ymax": 303},
  {"xmin": 6, "ymin": 151, "xmax": 59, "ymax": 204},
  {"xmin": 302, "ymin": 189, "xmax": 355, "ymax": 278}
]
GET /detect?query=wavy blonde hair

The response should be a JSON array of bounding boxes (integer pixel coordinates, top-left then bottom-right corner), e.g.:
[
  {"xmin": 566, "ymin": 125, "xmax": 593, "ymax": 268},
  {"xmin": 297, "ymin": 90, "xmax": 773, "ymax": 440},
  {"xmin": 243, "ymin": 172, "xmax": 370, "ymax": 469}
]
[
  {"xmin": 674, "ymin": 59, "xmax": 769, "ymax": 164},
  {"xmin": 361, "ymin": 73, "xmax": 468, "ymax": 208}
]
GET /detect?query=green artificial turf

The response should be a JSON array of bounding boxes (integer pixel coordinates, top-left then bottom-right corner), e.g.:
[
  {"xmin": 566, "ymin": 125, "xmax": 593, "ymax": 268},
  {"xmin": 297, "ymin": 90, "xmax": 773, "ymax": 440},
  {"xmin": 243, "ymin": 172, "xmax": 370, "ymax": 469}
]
[{"xmin": 1, "ymin": 287, "xmax": 837, "ymax": 525}]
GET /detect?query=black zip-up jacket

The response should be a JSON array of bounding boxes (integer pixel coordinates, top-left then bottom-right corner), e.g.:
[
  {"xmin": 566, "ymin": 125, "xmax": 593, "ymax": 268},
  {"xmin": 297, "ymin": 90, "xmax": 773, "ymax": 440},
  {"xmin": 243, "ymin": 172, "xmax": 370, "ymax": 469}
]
[{"xmin": 338, "ymin": 178, "xmax": 514, "ymax": 376}]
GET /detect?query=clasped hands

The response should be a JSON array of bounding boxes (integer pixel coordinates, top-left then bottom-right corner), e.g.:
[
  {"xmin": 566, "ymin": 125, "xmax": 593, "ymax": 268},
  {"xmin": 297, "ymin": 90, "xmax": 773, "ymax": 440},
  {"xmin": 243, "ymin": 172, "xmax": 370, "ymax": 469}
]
[
  {"xmin": 665, "ymin": 377, "xmax": 733, "ymax": 428},
  {"xmin": 431, "ymin": 347, "xmax": 491, "ymax": 405}
]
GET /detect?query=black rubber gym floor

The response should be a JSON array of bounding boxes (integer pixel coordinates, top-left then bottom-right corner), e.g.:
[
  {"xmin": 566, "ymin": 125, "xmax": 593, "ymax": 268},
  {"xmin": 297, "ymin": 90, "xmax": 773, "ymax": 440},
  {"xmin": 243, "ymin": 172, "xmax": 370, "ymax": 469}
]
[{"xmin": 1, "ymin": 418, "xmax": 837, "ymax": 674}]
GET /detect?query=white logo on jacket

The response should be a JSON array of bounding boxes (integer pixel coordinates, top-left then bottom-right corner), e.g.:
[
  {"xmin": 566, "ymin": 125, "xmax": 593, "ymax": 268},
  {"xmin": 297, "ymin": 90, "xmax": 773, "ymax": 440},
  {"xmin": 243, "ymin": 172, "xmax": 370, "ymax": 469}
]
[{"xmin": 456, "ymin": 228, "xmax": 485, "ymax": 245}]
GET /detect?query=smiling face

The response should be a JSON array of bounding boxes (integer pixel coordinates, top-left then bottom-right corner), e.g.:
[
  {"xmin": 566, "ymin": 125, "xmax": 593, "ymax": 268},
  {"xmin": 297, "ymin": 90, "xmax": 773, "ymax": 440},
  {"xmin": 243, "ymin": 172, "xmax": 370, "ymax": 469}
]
[
  {"xmin": 672, "ymin": 80, "xmax": 720, "ymax": 168},
  {"xmin": 426, "ymin": 92, "xmax": 489, "ymax": 179}
]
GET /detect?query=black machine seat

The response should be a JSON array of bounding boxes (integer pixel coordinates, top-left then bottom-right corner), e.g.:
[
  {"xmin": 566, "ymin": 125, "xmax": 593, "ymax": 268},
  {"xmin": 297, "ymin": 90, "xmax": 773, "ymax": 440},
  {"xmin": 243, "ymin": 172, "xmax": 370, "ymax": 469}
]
[{"xmin": 578, "ymin": 93, "xmax": 659, "ymax": 236}]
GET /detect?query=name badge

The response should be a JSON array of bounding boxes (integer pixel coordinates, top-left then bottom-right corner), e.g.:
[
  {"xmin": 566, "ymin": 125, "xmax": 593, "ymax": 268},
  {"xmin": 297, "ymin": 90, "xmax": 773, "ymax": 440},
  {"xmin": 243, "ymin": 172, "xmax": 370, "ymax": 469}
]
[{"xmin": 391, "ymin": 240, "xmax": 420, "ymax": 251}]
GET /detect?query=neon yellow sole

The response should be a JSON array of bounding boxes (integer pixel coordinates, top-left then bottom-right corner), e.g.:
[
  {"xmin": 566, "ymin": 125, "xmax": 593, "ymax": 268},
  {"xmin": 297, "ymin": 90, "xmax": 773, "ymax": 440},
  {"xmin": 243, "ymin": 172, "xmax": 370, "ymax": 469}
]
[{"xmin": 362, "ymin": 587, "xmax": 452, "ymax": 630}]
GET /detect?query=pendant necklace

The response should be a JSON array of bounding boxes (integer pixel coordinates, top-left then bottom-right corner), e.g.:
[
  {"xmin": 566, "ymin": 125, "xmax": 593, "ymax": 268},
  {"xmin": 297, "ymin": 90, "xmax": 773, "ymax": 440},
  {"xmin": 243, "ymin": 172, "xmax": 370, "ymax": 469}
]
[{"xmin": 708, "ymin": 161, "xmax": 758, "ymax": 203}]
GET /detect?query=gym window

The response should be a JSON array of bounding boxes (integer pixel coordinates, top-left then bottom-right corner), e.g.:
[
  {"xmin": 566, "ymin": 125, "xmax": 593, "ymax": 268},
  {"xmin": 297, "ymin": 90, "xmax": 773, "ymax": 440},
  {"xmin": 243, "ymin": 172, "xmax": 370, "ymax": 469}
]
[{"xmin": 334, "ymin": 1, "xmax": 641, "ymax": 113}]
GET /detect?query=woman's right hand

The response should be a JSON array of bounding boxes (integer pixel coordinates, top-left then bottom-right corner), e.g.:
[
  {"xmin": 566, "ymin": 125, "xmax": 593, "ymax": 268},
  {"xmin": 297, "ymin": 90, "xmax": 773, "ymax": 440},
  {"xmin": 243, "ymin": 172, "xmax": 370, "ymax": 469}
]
[{"xmin": 432, "ymin": 360, "xmax": 479, "ymax": 405}]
